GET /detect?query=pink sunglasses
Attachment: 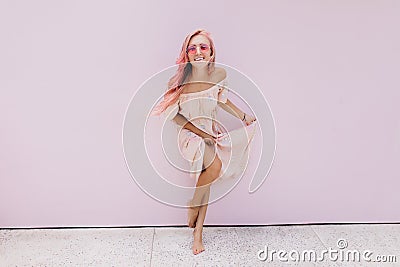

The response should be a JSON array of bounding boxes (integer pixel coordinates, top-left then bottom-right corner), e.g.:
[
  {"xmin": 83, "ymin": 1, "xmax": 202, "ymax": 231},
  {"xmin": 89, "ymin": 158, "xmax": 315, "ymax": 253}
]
[{"xmin": 186, "ymin": 44, "xmax": 210, "ymax": 55}]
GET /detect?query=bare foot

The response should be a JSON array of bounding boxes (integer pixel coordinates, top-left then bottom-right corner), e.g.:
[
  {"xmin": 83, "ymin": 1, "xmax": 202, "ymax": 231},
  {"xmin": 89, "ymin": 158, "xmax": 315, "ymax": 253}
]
[
  {"xmin": 187, "ymin": 201, "xmax": 199, "ymax": 228},
  {"xmin": 192, "ymin": 228, "xmax": 205, "ymax": 255}
]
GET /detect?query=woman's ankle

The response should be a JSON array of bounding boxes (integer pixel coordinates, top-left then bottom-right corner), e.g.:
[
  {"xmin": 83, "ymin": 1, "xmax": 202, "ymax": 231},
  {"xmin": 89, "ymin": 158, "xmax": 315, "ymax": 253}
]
[{"xmin": 194, "ymin": 227, "xmax": 203, "ymax": 234}]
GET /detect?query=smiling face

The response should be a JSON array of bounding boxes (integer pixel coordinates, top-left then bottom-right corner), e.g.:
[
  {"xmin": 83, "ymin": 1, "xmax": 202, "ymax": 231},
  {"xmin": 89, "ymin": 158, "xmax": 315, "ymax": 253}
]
[{"xmin": 187, "ymin": 34, "xmax": 212, "ymax": 66}]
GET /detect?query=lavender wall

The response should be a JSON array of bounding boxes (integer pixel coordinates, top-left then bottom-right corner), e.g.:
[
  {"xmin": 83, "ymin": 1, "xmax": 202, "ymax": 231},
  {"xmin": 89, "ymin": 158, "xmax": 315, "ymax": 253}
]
[{"xmin": 1, "ymin": 1, "xmax": 399, "ymax": 228}]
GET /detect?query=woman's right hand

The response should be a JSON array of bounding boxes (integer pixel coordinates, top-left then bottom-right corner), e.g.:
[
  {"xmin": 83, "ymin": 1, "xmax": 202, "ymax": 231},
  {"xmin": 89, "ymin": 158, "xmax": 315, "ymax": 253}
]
[{"xmin": 203, "ymin": 133, "xmax": 217, "ymax": 146}]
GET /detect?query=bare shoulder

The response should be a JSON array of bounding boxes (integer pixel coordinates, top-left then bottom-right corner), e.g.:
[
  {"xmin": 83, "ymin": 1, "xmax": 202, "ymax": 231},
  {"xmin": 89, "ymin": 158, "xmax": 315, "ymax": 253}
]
[{"xmin": 212, "ymin": 67, "xmax": 227, "ymax": 82}]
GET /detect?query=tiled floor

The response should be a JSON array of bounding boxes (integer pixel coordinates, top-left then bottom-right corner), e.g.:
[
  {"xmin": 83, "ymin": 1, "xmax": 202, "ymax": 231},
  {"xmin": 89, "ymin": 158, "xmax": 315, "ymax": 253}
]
[{"xmin": 1, "ymin": 224, "xmax": 399, "ymax": 266}]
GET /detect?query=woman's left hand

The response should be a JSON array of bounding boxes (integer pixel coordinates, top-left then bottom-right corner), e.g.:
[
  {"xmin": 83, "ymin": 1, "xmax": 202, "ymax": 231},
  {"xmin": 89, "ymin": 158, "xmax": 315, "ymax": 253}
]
[{"xmin": 243, "ymin": 113, "xmax": 256, "ymax": 126}]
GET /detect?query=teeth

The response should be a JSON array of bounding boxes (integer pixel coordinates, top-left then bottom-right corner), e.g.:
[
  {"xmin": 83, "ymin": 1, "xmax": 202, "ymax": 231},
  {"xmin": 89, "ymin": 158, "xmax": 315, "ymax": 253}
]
[{"xmin": 195, "ymin": 58, "xmax": 204, "ymax": 61}]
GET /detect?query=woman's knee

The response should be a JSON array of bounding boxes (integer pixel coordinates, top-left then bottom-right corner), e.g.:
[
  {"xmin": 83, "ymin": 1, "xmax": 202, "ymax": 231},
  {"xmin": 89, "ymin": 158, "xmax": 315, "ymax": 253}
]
[{"xmin": 206, "ymin": 157, "xmax": 222, "ymax": 178}]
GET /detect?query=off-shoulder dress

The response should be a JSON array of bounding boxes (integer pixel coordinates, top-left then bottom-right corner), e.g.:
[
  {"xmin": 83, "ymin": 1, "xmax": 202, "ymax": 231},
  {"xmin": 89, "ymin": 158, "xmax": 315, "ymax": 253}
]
[{"xmin": 163, "ymin": 78, "xmax": 256, "ymax": 184}]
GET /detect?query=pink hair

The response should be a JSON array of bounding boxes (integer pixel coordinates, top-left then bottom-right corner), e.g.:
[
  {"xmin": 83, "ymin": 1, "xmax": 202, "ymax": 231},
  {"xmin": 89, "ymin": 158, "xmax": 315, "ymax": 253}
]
[{"xmin": 151, "ymin": 29, "xmax": 216, "ymax": 116}]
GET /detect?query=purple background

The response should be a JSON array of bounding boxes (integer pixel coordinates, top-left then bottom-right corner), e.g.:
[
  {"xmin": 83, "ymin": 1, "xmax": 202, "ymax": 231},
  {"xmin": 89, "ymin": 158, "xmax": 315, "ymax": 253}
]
[{"xmin": 1, "ymin": 1, "xmax": 399, "ymax": 228}]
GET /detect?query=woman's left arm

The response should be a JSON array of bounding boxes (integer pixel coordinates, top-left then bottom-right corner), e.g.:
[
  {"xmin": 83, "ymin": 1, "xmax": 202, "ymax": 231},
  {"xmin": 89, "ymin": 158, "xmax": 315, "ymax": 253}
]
[{"xmin": 218, "ymin": 99, "xmax": 256, "ymax": 125}]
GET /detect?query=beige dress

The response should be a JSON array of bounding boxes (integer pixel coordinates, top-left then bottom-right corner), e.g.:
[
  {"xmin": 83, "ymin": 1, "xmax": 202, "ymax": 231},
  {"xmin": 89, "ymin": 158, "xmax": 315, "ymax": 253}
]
[{"xmin": 164, "ymin": 78, "xmax": 257, "ymax": 184}]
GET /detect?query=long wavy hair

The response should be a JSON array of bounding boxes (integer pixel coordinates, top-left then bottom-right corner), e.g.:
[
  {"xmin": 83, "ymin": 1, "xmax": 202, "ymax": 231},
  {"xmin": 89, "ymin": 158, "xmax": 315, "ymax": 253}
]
[{"xmin": 151, "ymin": 29, "xmax": 216, "ymax": 116}]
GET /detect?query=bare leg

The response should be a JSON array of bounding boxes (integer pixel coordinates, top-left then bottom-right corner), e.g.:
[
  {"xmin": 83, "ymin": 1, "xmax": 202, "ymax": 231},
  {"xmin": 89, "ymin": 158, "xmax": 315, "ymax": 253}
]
[
  {"xmin": 187, "ymin": 171, "xmax": 207, "ymax": 227},
  {"xmin": 188, "ymin": 143, "xmax": 221, "ymax": 254},
  {"xmin": 187, "ymin": 143, "xmax": 220, "ymax": 227},
  {"xmin": 187, "ymin": 171, "xmax": 212, "ymax": 227},
  {"xmin": 192, "ymin": 185, "xmax": 210, "ymax": 255}
]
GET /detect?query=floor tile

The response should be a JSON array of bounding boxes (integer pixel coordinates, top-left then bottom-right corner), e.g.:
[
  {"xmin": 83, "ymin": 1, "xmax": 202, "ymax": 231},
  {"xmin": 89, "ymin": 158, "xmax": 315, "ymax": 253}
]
[
  {"xmin": 234, "ymin": 225, "xmax": 338, "ymax": 267},
  {"xmin": 1, "ymin": 224, "xmax": 399, "ymax": 266},
  {"xmin": 0, "ymin": 228, "xmax": 154, "ymax": 266},
  {"xmin": 311, "ymin": 224, "xmax": 400, "ymax": 267},
  {"xmin": 151, "ymin": 227, "xmax": 240, "ymax": 266}
]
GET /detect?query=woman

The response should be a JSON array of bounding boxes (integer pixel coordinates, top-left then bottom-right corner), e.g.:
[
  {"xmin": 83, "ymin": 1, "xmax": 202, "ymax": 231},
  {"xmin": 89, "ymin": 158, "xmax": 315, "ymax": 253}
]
[{"xmin": 152, "ymin": 29, "xmax": 256, "ymax": 255}]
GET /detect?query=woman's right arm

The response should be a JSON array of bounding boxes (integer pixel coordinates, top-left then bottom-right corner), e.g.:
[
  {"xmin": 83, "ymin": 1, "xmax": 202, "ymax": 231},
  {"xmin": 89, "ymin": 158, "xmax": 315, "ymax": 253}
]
[{"xmin": 172, "ymin": 113, "xmax": 216, "ymax": 143}]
